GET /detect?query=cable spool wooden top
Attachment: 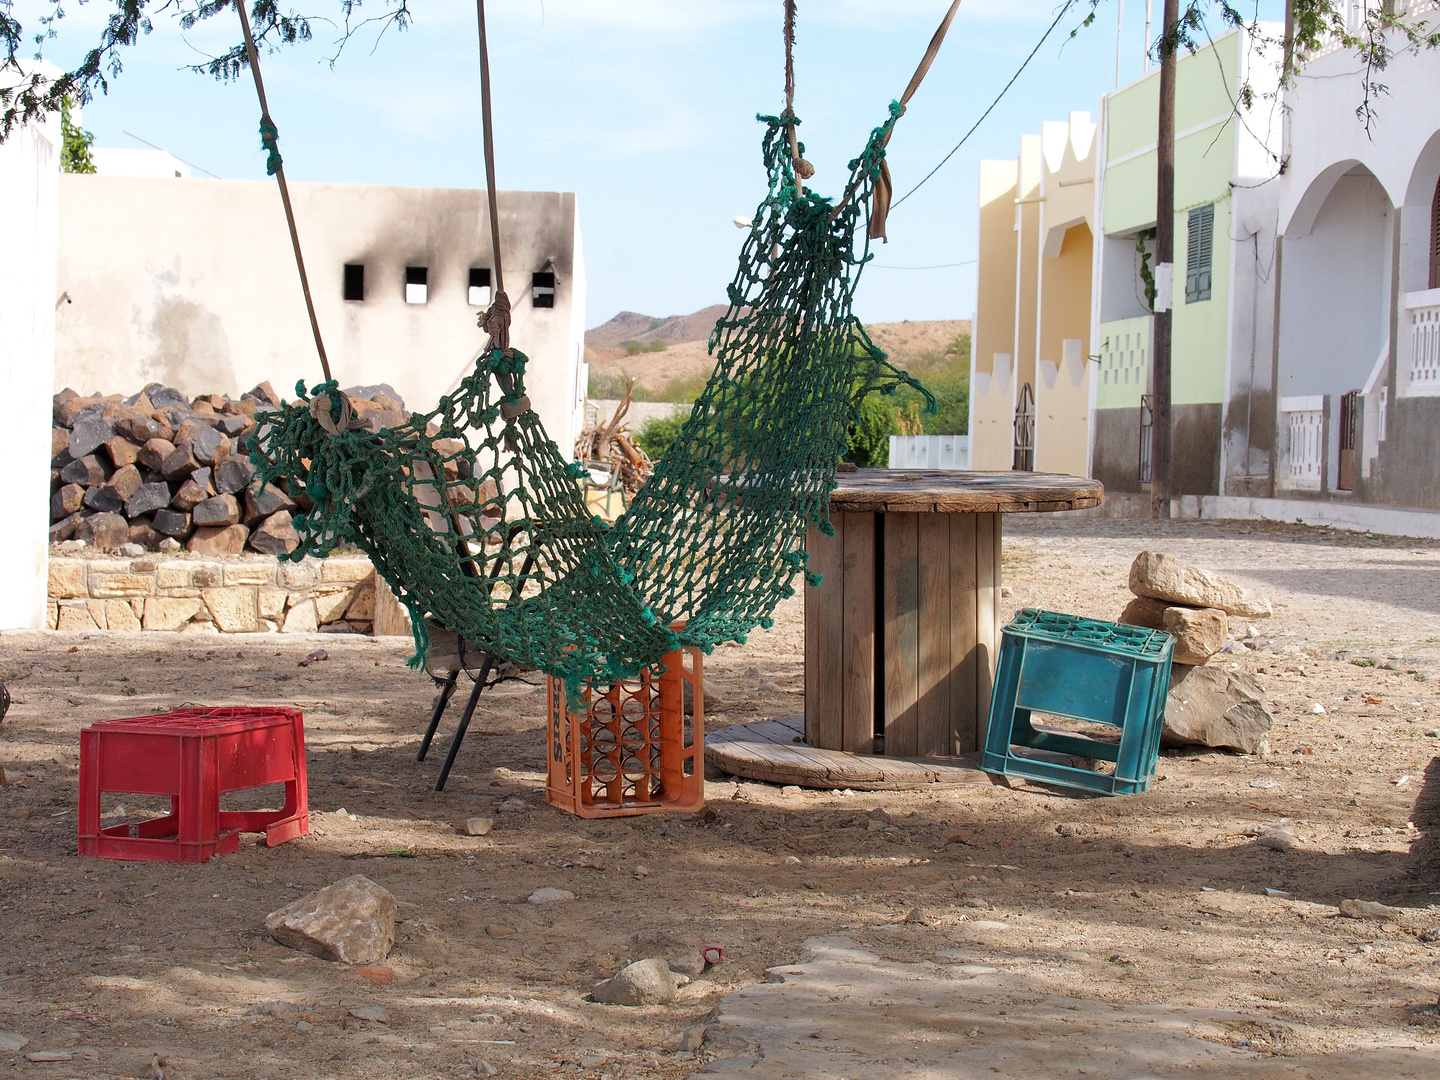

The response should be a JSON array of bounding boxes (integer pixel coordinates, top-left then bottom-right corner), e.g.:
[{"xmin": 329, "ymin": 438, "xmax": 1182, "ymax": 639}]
[{"xmin": 828, "ymin": 469, "xmax": 1103, "ymax": 515}]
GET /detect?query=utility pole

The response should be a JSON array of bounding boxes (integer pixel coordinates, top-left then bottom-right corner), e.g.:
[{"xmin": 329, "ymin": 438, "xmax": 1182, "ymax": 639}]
[
  {"xmin": 1144, "ymin": 0, "xmax": 1153, "ymax": 71},
  {"xmin": 1150, "ymin": 0, "xmax": 1179, "ymax": 519},
  {"xmin": 1115, "ymin": 0, "xmax": 1126, "ymax": 87}
]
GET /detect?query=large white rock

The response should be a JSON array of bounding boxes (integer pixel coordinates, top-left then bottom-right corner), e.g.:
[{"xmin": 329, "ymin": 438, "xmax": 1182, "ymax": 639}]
[
  {"xmin": 1128, "ymin": 552, "xmax": 1271, "ymax": 618},
  {"xmin": 265, "ymin": 874, "xmax": 396, "ymax": 964},
  {"xmin": 592, "ymin": 958, "xmax": 681, "ymax": 1006},
  {"xmin": 1119, "ymin": 597, "xmax": 1227, "ymax": 665},
  {"xmin": 1163, "ymin": 663, "xmax": 1273, "ymax": 754}
]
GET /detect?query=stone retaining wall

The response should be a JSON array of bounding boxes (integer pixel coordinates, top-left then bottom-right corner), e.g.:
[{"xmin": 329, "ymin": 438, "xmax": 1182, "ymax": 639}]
[{"xmin": 45, "ymin": 554, "xmax": 411, "ymax": 635}]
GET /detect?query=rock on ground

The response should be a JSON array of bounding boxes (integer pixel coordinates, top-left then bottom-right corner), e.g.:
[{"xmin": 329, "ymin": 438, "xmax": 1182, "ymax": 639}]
[
  {"xmin": 592, "ymin": 958, "xmax": 681, "ymax": 1005},
  {"xmin": 264, "ymin": 874, "xmax": 396, "ymax": 965},
  {"xmin": 1338, "ymin": 899, "xmax": 1406, "ymax": 921},
  {"xmin": 1129, "ymin": 551, "xmax": 1272, "ymax": 618},
  {"xmin": 1119, "ymin": 597, "xmax": 1228, "ymax": 664},
  {"xmin": 1163, "ymin": 663, "xmax": 1273, "ymax": 754}
]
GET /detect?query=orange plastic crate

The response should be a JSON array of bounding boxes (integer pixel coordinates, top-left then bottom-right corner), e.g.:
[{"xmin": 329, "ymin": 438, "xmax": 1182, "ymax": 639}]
[{"xmin": 545, "ymin": 646, "xmax": 704, "ymax": 817}]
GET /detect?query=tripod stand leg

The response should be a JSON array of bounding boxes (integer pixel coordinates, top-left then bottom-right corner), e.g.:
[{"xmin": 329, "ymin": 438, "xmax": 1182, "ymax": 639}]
[
  {"xmin": 435, "ymin": 653, "xmax": 494, "ymax": 791},
  {"xmin": 418, "ymin": 669, "xmax": 460, "ymax": 761}
]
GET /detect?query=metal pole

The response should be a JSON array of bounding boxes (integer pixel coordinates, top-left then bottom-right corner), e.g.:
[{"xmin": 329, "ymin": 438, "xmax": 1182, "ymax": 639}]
[
  {"xmin": 1144, "ymin": 0, "xmax": 1153, "ymax": 71},
  {"xmin": 1115, "ymin": 0, "xmax": 1126, "ymax": 88},
  {"xmin": 1150, "ymin": 0, "xmax": 1179, "ymax": 519}
]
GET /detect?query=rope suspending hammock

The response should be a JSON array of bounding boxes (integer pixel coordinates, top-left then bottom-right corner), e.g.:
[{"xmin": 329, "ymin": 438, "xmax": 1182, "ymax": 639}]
[{"xmin": 241, "ymin": 0, "xmax": 962, "ymax": 705}]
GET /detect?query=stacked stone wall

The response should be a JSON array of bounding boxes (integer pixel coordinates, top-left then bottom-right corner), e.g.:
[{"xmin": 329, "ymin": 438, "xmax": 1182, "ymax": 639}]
[{"xmin": 45, "ymin": 555, "xmax": 410, "ymax": 636}]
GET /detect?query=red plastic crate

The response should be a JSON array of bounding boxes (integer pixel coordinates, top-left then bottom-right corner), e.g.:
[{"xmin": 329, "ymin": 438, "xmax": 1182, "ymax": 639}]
[
  {"xmin": 78, "ymin": 706, "xmax": 309, "ymax": 863},
  {"xmin": 546, "ymin": 647, "xmax": 704, "ymax": 818}
]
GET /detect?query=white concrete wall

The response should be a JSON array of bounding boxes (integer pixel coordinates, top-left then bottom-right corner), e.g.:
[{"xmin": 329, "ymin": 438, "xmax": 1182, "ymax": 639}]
[
  {"xmin": 0, "ymin": 67, "xmax": 60, "ymax": 630},
  {"xmin": 55, "ymin": 179, "xmax": 586, "ymax": 455}
]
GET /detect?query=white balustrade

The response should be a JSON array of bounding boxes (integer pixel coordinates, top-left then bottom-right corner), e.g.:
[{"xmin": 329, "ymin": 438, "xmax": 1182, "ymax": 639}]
[
  {"xmin": 888, "ymin": 434, "xmax": 970, "ymax": 471},
  {"xmin": 1279, "ymin": 396, "xmax": 1325, "ymax": 491},
  {"xmin": 1407, "ymin": 289, "xmax": 1440, "ymax": 395}
]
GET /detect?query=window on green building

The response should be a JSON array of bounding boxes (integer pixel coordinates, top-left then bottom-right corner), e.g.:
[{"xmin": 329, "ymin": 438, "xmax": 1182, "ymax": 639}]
[{"xmin": 1185, "ymin": 204, "xmax": 1214, "ymax": 304}]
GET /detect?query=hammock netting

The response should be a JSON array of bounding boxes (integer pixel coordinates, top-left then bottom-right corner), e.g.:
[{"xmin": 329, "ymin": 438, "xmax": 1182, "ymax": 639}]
[{"xmin": 250, "ymin": 105, "xmax": 930, "ymax": 704}]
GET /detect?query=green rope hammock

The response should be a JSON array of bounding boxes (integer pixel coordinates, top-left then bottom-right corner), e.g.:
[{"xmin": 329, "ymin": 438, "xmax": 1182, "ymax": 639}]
[{"xmin": 249, "ymin": 105, "xmax": 931, "ymax": 705}]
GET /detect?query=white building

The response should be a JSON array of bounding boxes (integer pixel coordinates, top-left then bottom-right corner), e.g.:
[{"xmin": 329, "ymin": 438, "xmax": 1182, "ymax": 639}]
[
  {"xmin": 0, "ymin": 63, "xmax": 61, "ymax": 631},
  {"xmin": 55, "ymin": 176, "xmax": 589, "ymax": 455},
  {"xmin": 92, "ymin": 147, "xmax": 192, "ymax": 178},
  {"xmin": 1264, "ymin": 0, "xmax": 1440, "ymax": 519}
]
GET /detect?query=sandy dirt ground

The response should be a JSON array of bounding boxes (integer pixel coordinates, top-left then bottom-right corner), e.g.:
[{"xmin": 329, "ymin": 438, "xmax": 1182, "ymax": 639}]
[{"xmin": 2, "ymin": 517, "xmax": 1439, "ymax": 1079}]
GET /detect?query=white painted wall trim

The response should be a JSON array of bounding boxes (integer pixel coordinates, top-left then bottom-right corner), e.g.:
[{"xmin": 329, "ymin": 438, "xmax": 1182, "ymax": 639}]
[
  {"xmin": 1202, "ymin": 495, "xmax": 1440, "ymax": 540},
  {"xmin": 1062, "ymin": 491, "xmax": 1440, "ymax": 539}
]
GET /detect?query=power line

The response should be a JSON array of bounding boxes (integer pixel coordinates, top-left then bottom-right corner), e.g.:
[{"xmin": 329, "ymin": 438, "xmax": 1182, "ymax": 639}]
[
  {"xmin": 891, "ymin": 1, "xmax": 1076, "ymax": 211},
  {"xmin": 869, "ymin": 259, "xmax": 977, "ymax": 270},
  {"xmin": 121, "ymin": 132, "xmax": 221, "ymax": 180}
]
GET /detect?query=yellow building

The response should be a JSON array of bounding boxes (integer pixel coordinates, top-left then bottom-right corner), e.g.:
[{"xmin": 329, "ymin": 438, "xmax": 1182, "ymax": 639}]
[{"xmin": 970, "ymin": 112, "xmax": 1097, "ymax": 474}]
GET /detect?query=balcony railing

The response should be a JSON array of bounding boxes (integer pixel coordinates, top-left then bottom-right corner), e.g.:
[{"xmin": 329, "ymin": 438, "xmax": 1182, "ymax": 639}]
[
  {"xmin": 1406, "ymin": 288, "xmax": 1440, "ymax": 396},
  {"xmin": 1279, "ymin": 395, "xmax": 1326, "ymax": 491}
]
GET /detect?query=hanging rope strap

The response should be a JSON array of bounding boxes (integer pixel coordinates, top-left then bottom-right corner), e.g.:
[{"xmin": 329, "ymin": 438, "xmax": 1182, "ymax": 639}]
[
  {"xmin": 475, "ymin": 0, "xmax": 512, "ymax": 356},
  {"xmin": 868, "ymin": 0, "xmax": 964, "ymax": 242},
  {"xmin": 234, "ymin": 0, "xmax": 332, "ymax": 383},
  {"xmin": 781, "ymin": 0, "xmax": 813, "ymax": 195}
]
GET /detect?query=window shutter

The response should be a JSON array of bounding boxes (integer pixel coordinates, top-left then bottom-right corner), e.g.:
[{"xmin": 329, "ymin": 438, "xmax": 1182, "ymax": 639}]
[
  {"xmin": 1430, "ymin": 174, "xmax": 1440, "ymax": 290},
  {"xmin": 1185, "ymin": 204, "xmax": 1214, "ymax": 303}
]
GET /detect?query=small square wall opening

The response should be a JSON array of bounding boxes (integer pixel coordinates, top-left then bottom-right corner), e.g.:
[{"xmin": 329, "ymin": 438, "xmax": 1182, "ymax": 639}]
[
  {"xmin": 405, "ymin": 266, "xmax": 429, "ymax": 305},
  {"xmin": 532, "ymin": 271, "xmax": 556, "ymax": 309},
  {"xmin": 468, "ymin": 268, "xmax": 492, "ymax": 307},
  {"xmin": 343, "ymin": 264, "xmax": 364, "ymax": 302}
]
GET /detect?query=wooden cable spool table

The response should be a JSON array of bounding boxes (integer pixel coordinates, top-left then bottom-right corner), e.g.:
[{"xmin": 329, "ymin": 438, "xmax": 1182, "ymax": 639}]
[{"xmin": 801, "ymin": 469, "xmax": 1102, "ymax": 759}]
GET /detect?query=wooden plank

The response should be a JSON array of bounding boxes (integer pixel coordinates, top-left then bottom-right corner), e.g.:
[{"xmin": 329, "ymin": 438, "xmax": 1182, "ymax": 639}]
[
  {"xmin": 915, "ymin": 513, "xmax": 951, "ymax": 757},
  {"xmin": 706, "ymin": 716, "xmax": 989, "ymax": 790},
  {"xmin": 975, "ymin": 512, "xmax": 1000, "ymax": 746},
  {"xmin": 948, "ymin": 513, "xmax": 979, "ymax": 754},
  {"xmin": 803, "ymin": 518, "xmax": 845, "ymax": 751},
  {"xmin": 882, "ymin": 512, "xmax": 920, "ymax": 758},
  {"xmin": 840, "ymin": 512, "xmax": 876, "ymax": 755},
  {"xmin": 828, "ymin": 469, "xmax": 1103, "ymax": 515}
]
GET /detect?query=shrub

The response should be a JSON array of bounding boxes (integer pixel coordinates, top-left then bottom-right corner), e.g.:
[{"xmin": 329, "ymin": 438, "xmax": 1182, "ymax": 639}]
[
  {"xmin": 636, "ymin": 414, "xmax": 685, "ymax": 461},
  {"xmin": 621, "ymin": 339, "xmax": 667, "ymax": 356},
  {"xmin": 891, "ymin": 331, "xmax": 970, "ymax": 436},
  {"xmin": 845, "ymin": 393, "xmax": 901, "ymax": 467}
]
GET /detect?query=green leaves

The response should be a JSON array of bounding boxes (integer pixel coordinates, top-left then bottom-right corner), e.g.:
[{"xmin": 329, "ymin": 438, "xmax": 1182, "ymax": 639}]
[{"xmin": 59, "ymin": 97, "xmax": 95, "ymax": 174}]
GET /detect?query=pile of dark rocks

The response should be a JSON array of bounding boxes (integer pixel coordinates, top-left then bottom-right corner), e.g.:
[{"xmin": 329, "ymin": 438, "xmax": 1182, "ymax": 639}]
[{"xmin": 49, "ymin": 381, "xmax": 405, "ymax": 556}]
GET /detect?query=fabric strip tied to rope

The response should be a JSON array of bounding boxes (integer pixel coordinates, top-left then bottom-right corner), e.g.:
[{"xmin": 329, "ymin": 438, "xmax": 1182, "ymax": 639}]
[{"xmin": 259, "ymin": 117, "xmax": 283, "ymax": 176}]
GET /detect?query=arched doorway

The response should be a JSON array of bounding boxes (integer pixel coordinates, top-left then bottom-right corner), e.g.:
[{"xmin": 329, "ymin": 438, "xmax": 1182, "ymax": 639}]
[{"xmin": 1277, "ymin": 163, "xmax": 1394, "ymax": 490}]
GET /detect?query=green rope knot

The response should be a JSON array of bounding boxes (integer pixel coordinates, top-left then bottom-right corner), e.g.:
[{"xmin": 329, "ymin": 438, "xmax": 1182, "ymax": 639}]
[{"xmin": 259, "ymin": 119, "xmax": 283, "ymax": 176}]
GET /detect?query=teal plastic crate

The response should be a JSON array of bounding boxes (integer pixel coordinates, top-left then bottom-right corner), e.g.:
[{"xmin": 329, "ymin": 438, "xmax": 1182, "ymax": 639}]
[{"xmin": 980, "ymin": 609, "xmax": 1174, "ymax": 795}]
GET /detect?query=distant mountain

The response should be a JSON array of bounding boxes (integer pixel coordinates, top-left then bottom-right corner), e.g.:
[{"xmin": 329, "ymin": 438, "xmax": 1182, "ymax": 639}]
[
  {"xmin": 586, "ymin": 305, "xmax": 731, "ymax": 348},
  {"xmin": 585, "ymin": 305, "xmax": 971, "ymax": 404}
]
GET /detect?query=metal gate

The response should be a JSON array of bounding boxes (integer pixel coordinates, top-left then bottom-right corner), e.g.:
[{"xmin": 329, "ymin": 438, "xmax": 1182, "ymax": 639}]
[
  {"xmin": 1012, "ymin": 382, "xmax": 1035, "ymax": 471},
  {"xmin": 1338, "ymin": 389, "xmax": 1359, "ymax": 491},
  {"xmin": 1139, "ymin": 393, "xmax": 1154, "ymax": 485}
]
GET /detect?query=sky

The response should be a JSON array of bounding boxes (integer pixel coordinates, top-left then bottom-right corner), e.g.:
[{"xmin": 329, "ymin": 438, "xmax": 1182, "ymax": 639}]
[{"xmin": 22, "ymin": 0, "xmax": 1285, "ymax": 329}]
